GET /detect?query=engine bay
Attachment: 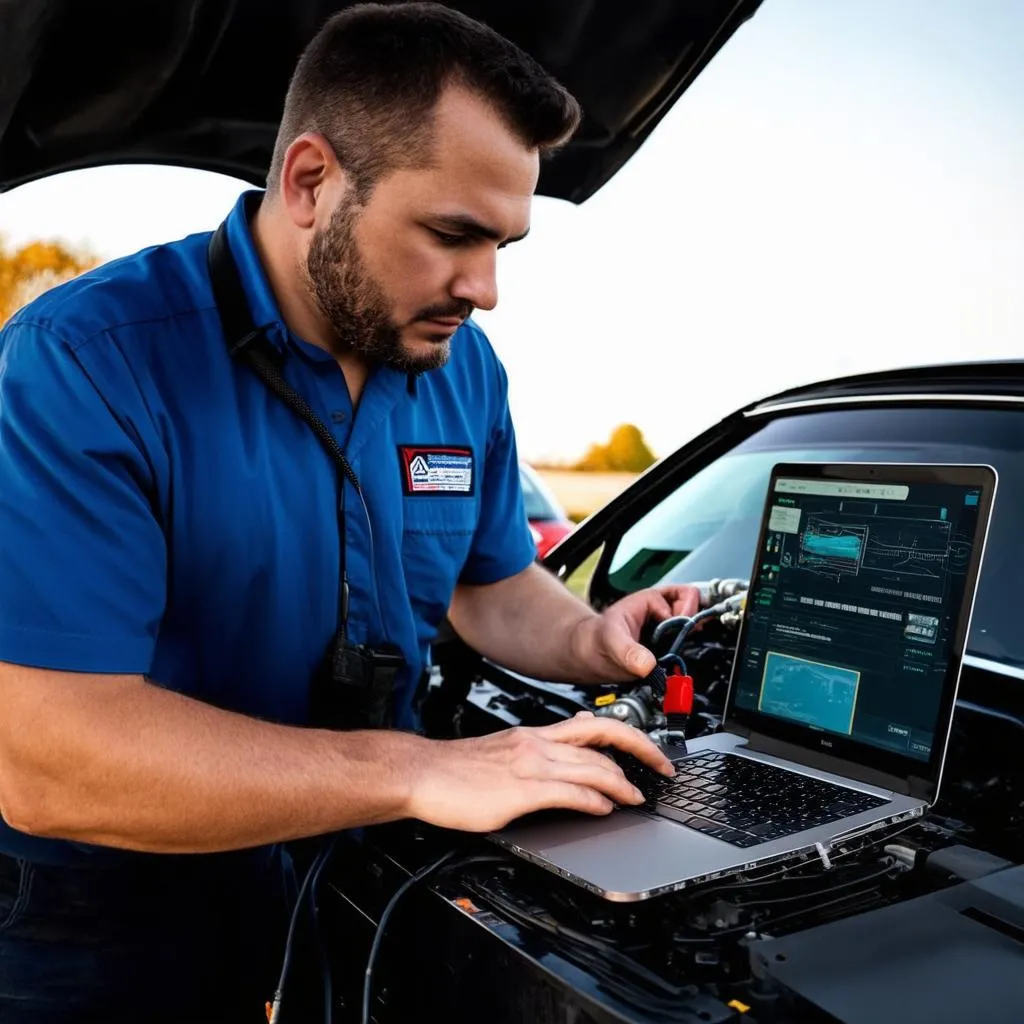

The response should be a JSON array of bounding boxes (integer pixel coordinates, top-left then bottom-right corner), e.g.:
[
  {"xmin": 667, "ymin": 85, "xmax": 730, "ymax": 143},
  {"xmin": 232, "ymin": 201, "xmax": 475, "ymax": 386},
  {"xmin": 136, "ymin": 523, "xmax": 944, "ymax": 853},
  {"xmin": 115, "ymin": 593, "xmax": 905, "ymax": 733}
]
[{"xmin": 374, "ymin": 579, "xmax": 1024, "ymax": 1022}]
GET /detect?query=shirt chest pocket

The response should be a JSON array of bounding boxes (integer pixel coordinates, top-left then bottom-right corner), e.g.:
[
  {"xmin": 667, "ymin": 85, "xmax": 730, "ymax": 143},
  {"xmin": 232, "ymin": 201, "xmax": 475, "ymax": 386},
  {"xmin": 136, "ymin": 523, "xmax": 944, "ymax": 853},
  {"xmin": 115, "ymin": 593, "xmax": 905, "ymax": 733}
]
[{"xmin": 401, "ymin": 498, "xmax": 479, "ymax": 633}]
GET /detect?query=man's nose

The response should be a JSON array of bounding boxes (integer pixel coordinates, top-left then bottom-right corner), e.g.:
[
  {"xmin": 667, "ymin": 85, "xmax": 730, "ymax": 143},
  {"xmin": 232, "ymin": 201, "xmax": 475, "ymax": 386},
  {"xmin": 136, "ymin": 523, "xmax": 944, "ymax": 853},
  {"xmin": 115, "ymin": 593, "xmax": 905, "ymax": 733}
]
[{"xmin": 451, "ymin": 249, "xmax": 498, "ymax": 312}]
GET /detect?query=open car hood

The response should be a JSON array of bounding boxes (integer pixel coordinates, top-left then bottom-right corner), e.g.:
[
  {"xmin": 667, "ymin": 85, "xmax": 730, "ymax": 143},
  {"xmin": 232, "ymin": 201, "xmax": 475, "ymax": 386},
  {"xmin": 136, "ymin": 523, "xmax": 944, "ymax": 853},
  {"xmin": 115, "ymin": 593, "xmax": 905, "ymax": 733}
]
[{"xmin": 0, "ymin": 0, "xmax": 763, "ymax": 203}]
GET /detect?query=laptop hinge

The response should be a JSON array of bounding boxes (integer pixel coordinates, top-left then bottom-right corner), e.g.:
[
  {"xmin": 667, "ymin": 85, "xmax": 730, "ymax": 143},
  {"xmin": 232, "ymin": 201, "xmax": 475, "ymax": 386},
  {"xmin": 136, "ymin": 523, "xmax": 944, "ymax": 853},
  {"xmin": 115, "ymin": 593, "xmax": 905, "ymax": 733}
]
[{"xmin": 741, "ymin": 729, "xmax": 916, "ymax": 797}]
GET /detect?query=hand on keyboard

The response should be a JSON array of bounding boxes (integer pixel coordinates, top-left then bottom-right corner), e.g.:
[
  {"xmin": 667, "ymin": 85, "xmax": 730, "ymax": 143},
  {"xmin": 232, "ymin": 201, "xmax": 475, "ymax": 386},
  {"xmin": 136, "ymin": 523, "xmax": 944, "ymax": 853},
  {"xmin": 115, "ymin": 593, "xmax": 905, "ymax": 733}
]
[
  {"xmin": 599, "ymin": 747, "xmax": 672, "ymax": 806},
  {"xmin": 404, "ymin": 712, "xmax": 676, "ymax": 833}
]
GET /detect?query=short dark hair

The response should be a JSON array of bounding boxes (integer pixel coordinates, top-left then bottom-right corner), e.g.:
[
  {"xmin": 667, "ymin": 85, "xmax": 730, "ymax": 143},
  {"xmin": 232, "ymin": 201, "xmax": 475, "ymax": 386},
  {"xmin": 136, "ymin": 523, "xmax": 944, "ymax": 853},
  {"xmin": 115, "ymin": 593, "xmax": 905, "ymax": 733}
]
[{"xmin": 267, "ymin": 1, "xmax": 581, "ymax": 196}]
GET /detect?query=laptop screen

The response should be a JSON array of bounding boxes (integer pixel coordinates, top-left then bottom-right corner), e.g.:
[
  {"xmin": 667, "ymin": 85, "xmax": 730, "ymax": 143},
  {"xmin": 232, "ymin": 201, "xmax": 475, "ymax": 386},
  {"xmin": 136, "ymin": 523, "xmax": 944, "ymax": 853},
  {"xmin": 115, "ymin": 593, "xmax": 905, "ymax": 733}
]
[{"xmin": 725, "ymin": 462, "xmax": 996, "ymax": 788}]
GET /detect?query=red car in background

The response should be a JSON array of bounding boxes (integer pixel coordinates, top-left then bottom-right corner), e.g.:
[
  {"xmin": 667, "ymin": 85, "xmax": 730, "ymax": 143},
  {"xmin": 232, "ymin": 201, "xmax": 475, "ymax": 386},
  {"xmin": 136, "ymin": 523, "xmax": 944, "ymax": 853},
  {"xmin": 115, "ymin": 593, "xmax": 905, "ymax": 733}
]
[{"xmin": 519, "ymin": 462, "xmax": 575, "ymax": 558}]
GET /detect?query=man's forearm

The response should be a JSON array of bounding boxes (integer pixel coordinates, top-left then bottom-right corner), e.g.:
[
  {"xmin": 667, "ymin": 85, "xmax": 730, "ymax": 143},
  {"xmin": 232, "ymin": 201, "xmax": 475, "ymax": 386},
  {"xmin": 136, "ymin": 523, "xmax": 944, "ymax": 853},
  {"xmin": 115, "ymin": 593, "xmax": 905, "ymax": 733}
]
[
  {"xmin": 448, "ymin": 563, "xmax": 600, "ymax": 680},
  {"xmin": 0, "ymin": 662, "xmax": 428, "ymax": 854}
]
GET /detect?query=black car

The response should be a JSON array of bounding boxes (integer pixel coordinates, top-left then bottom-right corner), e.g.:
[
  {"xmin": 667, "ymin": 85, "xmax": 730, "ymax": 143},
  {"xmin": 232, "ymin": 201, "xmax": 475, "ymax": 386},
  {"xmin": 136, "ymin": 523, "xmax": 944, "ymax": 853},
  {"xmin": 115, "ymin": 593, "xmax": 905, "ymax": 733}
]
[
  {"xmin": 415, "ymin": 362, "xmax": 1024, "ymax": 1024},
  {"xmin": 4, "ymin": 3, "xmax": 1022, "ymax": 1022}
]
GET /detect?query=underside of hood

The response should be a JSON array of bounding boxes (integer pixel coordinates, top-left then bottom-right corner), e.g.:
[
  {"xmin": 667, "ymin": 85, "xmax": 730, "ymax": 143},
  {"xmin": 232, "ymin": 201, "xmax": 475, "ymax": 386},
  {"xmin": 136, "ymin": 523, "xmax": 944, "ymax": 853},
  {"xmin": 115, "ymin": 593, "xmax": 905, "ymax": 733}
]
[{"xmin": 0, "ymin": 0, "xmax": 763, "ymax": 202}]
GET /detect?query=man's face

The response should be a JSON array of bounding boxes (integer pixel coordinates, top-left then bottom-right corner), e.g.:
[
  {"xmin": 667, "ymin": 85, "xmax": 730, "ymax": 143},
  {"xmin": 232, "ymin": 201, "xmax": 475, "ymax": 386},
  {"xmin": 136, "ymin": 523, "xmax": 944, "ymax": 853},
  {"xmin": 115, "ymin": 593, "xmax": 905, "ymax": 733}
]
[{"xmin": 305, "ymin": 86, "xmax": 538, "ymax": 373}]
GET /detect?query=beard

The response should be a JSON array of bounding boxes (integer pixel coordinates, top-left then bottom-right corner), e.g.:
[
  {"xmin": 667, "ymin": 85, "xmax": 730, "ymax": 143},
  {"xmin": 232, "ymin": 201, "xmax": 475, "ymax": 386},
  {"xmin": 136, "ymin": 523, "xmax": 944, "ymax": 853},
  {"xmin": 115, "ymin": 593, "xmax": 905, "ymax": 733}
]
[{"xmin": 305, "ymin": 199, "xmax": 468, "ymax": 374}]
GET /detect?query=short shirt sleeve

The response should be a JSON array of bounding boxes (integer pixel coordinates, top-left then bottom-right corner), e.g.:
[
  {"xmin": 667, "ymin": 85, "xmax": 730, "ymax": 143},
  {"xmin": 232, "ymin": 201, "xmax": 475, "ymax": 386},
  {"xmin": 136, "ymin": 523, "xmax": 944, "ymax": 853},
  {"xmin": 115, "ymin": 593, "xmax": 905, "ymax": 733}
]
[
  {"xmin": 459, "ymin": 355, "xmax": 537, "ymax": 586},
  {"xmin": 0, "ymin": 320, "xmax": 166, "ymax": 672}
]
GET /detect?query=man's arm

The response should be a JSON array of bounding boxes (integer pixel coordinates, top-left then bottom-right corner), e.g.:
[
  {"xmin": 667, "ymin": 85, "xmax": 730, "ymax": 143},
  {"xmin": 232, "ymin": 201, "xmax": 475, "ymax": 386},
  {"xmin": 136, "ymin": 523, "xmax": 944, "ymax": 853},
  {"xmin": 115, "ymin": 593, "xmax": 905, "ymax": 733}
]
[
  {"xmin": 448, "ymin": 563, "xmax": 700, "ymax": 683},
  {"xmin": 452, "ymin": 339, "xmax": 697, "ymax": 685},
  {"xmin": 0, "ymin": 661, "xmax": 673, "ymax": 853}
]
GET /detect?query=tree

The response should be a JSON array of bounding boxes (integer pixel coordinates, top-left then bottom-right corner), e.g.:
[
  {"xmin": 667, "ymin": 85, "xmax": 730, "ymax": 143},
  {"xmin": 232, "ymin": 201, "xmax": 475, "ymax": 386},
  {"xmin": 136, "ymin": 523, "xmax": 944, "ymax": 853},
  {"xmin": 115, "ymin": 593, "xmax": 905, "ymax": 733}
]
[
  {"xmin": 606, "ymin": 423, "xmax": 656, "ymax": 472},
  {"xmin": 0, "ymin": 236, "xmax": 100, "ymax": 325},
  {"xmin": 574, "ymin": 423, "xmax": 657, "ymax": 472}
]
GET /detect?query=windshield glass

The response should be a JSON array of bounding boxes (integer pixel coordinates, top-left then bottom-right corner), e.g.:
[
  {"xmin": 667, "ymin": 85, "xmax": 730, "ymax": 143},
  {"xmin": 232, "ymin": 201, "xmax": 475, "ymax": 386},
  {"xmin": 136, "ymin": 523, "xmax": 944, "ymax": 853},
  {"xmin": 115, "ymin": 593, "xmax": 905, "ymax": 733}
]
[{"xmin": 606, "ymin": 406, "xmax": 1023, "ymax": 669}]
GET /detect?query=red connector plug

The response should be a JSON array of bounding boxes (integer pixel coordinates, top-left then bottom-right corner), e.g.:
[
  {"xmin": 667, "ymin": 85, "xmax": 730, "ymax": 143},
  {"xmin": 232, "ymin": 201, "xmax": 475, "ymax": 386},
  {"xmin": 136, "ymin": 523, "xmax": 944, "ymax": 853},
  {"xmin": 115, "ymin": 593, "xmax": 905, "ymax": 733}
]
[{"xmin": 663, "ymin": 671, "xmax": 694, "ymax": 716}]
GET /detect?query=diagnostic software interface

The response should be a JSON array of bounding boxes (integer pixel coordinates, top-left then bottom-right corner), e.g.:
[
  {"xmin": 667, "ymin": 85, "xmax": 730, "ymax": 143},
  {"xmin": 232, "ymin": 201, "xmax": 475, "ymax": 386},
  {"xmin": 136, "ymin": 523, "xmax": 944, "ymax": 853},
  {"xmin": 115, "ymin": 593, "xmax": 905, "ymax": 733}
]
[{"xmin": 732, "ymin": 473, "xmax": 983, "ymax": 762}]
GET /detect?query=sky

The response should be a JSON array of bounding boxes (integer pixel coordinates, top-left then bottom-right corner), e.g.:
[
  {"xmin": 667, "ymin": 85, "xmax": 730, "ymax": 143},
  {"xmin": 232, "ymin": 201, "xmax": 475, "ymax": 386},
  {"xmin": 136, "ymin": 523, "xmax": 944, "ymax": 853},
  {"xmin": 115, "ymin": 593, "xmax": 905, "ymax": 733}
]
[{"xmin": 1, "ymin": 0, "xmax": 1021, "ymax": 464}]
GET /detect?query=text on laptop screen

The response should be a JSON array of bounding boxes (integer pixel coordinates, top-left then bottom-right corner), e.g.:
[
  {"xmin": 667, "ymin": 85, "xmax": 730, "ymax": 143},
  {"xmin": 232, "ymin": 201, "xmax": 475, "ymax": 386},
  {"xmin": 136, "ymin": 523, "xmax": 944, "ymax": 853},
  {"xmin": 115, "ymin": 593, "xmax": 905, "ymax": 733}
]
[{"xmin": 731, "ymin": 474, "xmax": 984, "ymax": 762}]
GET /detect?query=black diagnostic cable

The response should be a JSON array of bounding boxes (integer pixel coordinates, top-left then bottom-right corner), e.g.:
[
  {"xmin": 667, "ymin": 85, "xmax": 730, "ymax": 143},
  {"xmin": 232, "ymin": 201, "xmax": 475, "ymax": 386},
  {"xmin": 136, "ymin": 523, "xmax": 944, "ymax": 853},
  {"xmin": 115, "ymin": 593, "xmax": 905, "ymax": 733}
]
[
  {"xmin": 309, "ymin": 838, "xmax": 341, "ymax": 1024},
  {"xmin": 267, "ymin": 835, "xmax": 341, "ymax": 1024},
  {"xmin": 666, "ymin": 597, "xmax": 745, "ymax": 658},
  {"xmin": 651, "ymin": 593, "xmax": 747, "ymax": 659},
  {"xmin": 272, "ymin": 840, "xmax": 510, "ymax": 1023},
  {"xmin": 361, "ymin": 849, "xmax": 458, "ymax": 1024}
]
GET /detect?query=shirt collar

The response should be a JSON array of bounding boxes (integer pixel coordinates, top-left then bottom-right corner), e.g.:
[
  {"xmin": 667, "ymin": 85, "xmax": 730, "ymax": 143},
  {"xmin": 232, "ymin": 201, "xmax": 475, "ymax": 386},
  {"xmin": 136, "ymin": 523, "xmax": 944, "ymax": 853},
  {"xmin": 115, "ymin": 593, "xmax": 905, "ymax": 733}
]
[{"xmin": 222, "ymin": 189, "xmax": 289, "ymax": 353}]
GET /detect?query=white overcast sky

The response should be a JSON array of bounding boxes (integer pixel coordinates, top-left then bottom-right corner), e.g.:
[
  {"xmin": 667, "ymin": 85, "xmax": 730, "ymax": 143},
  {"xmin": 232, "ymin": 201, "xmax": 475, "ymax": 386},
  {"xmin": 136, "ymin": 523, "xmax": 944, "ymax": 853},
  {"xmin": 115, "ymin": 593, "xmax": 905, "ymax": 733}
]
[{"xmin": 1, "ymin": 0, "xmax": 1021, "ymax": 463}]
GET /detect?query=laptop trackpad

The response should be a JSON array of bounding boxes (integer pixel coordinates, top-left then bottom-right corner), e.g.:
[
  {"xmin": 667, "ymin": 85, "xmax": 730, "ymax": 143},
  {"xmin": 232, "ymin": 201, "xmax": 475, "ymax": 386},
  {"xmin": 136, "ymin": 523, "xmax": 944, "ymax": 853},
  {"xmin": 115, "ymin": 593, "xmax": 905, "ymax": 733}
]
[
  {"xmin": 501, "ymin": 807, "xmax": 653, "ymax": 851},
  {"xmin": 496, "ymin": 811, "xmax": 751, "ymax": 901}
]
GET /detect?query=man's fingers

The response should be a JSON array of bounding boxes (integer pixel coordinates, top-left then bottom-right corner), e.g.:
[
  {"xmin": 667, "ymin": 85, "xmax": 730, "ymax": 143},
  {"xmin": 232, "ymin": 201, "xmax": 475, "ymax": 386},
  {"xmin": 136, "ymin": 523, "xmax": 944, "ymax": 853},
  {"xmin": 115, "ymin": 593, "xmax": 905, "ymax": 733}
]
[
  {"xmin": 658, "ymin": 584, "xmax": 701, "ymax": 618},
  {"xmin": 543, "ymin": 716, "xmax": 675, "ymax": 775},
  {"xmin": 532, "ymin": 781, "xmax": 616, "ymax": 817},
  {"xmin": 644, "ymin": 591, "xmax": 674, "ymax": 621},
  {"xmin": 547, "ymin": 761, "xmax": 644, "ymax": 805},
  {"xmin": 545, "ymin": 741, "xmax": 621, "ymax": 770},
  {"xmin": 624, "ymin": 643, "xmax": 656, "ymax": 676},
  {"xmin": 668, "ymin": 586, "xmax": 701, "ymax": 618},
  {"xmin": 598, "ymin": 620, "xmax": 656, "ymax": 677}
]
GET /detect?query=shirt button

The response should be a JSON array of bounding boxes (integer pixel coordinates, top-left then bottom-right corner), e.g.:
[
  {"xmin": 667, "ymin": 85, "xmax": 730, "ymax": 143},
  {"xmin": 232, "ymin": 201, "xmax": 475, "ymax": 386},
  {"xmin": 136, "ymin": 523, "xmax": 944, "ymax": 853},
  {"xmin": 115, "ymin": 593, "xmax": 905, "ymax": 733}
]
[{"xmin": 330, "ymin": 410, "xmax": 347, "ymax": 423}]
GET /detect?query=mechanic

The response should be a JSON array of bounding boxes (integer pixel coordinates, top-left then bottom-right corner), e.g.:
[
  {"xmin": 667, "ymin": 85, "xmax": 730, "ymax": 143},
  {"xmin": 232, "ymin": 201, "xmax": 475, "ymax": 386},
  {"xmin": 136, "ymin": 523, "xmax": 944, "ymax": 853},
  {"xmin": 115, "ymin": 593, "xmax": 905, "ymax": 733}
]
[{"xmin": 0, "ymin": 3, "xmax": 697, "ymax": 1021}]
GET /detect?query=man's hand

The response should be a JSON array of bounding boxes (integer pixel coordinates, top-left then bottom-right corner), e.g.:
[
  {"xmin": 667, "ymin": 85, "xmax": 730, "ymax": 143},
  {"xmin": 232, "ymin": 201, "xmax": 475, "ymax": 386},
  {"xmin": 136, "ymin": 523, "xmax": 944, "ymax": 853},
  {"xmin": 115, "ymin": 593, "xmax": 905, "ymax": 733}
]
[
  {"xmin": 568, "ymin": 584, "xmax": 700, "ymax": 683},
  {"xmin": 406, "ymin": 713, "xmax": 674, "ymax": 832},
  {"xmin": 450, "ymin": 567, "xmax": 702, "ymax": 686}
]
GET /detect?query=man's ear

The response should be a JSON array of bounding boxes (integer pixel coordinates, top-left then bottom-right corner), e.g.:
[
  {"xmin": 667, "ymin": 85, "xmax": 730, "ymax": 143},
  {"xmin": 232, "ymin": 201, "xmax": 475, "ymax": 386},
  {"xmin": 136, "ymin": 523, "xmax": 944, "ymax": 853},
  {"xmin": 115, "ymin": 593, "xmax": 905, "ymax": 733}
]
[{"xmin": 277, "ymin": 132, "xmax": 348, "ymax": 229}]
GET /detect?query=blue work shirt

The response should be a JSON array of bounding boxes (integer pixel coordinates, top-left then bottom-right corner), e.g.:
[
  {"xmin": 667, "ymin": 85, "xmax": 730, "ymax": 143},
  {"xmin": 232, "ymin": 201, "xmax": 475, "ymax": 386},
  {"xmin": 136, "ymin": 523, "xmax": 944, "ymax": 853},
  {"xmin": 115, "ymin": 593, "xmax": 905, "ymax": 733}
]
[{"xmin": 0, "ymin": 190, "xmax": 536, "ymax": 865}]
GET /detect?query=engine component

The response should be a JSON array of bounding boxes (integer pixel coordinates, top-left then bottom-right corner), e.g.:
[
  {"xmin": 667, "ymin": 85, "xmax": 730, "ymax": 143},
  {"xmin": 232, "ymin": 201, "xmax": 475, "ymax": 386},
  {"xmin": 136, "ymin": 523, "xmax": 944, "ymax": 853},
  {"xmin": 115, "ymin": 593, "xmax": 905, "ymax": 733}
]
[
  {"xmin": 593, "ymin": 686, "xmax": 662, "ymax": 730},
  {"xmin": 693, "ymin": 578, "xmax": 750, "ymax": 606}
]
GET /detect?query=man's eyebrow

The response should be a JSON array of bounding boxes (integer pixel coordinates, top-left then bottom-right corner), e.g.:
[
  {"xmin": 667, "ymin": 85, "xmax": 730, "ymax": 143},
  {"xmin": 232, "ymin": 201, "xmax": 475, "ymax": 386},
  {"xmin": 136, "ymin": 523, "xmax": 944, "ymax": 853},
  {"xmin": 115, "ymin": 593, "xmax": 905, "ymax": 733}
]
[{"xmin": 432, "ymin": 214, "xmax": 530, "ymax": 244}]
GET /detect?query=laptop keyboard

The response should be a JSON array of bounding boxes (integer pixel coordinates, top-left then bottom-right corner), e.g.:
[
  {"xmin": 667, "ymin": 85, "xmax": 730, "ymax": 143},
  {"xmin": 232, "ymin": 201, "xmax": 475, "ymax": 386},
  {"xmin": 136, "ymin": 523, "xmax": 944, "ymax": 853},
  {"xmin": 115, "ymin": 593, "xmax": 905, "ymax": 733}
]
[{"xmin": 621, "ymin": 751, "xmax": 889, "ymax": 849}]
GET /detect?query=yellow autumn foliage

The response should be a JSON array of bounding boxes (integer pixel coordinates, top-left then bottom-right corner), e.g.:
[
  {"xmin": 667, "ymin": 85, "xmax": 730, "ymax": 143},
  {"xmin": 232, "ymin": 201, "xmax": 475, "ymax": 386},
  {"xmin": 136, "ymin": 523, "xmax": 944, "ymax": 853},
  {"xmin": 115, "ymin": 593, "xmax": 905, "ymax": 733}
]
[{"xmin": 0, "ymin": 236, "xmax": 100, "ymax": 324}]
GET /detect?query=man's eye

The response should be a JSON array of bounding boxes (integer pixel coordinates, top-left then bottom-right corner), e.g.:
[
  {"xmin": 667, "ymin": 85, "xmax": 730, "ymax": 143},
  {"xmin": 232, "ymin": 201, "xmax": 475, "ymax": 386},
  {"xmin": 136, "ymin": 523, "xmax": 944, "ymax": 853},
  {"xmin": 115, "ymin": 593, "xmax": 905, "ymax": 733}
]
[{"xmin": 431, "ymin": 229, "xmax": 464, "ymax": 246}]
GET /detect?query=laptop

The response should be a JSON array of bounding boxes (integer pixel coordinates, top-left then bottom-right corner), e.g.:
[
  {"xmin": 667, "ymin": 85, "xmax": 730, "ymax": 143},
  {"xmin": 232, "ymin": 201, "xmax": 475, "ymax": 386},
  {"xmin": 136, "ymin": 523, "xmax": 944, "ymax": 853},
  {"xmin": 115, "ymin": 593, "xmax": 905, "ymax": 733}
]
[{"xmin": 492, "ymin": 462, "xmax": 998, "ymax": 902}]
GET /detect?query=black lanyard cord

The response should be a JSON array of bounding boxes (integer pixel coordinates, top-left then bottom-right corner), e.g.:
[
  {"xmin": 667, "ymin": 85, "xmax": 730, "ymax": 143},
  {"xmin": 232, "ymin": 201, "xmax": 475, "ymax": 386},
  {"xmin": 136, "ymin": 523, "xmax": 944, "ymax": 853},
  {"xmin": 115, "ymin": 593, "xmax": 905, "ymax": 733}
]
[
  {"xmin": 241, "ymin": 342, "xmax": 362, "ymax": 494},
  {"xmin": 238, "ymin": 342, "xmax": 357, "ymax": 637},
  {"xmin": 206, "ymin": 221, "xmax": 383, "ymax": 643}
]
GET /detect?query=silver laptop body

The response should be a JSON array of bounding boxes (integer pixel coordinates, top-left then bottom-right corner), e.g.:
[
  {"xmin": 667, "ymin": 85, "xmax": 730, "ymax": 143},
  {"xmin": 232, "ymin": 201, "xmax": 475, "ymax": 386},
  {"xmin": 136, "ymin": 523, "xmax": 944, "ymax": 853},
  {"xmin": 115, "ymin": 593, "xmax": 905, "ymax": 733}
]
[{"xmin": 492, "ymin": 462, "xmax": 998, "ymax": 902}]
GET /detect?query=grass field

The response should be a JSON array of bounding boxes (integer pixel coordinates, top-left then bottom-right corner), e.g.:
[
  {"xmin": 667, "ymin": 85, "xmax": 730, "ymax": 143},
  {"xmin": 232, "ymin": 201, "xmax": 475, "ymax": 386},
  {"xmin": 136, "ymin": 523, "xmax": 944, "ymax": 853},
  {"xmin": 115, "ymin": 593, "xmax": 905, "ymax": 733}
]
[
  {"xmin": 564, "ymin": 547, "xmax": 602, "ymax": 600},
  {"xmin": 534, "ymin": 469, "xmax": 639, "ymax": 523}
]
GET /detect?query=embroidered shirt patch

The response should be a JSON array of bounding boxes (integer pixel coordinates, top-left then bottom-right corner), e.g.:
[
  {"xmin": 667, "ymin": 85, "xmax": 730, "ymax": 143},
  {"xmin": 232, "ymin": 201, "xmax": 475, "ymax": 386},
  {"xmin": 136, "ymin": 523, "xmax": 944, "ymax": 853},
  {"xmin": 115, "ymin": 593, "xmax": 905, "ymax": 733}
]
[{"xmin": 398, "ymin": 446, "xmax": 474, "ymax": 495}]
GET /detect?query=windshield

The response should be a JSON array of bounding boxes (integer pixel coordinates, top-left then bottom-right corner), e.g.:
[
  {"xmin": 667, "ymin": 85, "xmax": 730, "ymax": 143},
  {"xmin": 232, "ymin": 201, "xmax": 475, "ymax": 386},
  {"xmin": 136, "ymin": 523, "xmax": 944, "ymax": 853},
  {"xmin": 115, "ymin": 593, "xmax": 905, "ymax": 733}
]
[{"xmin": 606, "ymin": 407, "xmax": 1023, "ymax": 670}]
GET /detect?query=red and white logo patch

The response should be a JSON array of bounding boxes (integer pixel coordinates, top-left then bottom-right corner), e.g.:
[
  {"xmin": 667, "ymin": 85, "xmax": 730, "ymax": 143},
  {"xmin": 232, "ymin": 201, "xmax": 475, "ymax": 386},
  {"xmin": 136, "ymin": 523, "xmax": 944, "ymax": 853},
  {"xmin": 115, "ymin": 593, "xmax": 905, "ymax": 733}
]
[{"xmin": 398, "ymin": 446, "xmax": 474, "ymax": 495}]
